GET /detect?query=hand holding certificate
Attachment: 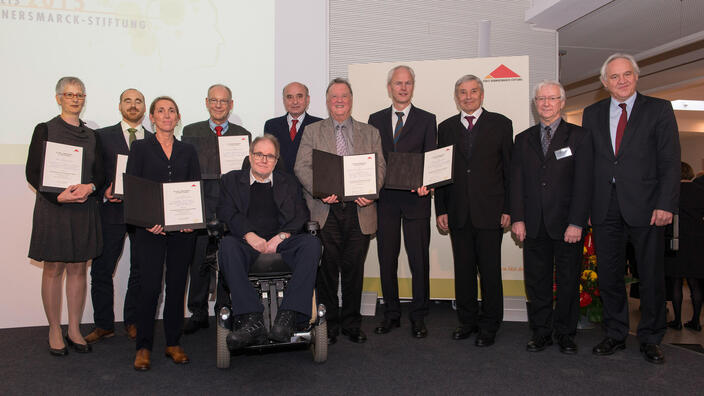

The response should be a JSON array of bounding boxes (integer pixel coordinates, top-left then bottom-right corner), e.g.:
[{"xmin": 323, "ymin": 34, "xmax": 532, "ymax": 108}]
[
  {"xmin": 385, "ymin": 145, "xmax": 454, "ymax": 191},
  {"xmin": 40, "ymin": 141, "xmax": 84, "ymax": 192},
  {"xmin": 312, "ymin": 149, "xmax": 378, "ymax": 201}
]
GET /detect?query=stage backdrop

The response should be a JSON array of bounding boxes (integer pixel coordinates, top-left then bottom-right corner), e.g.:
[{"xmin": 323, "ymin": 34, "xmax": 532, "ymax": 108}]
[{"xmin": 349, "ymin": 56, "xmax": 530, "ymax": 299}]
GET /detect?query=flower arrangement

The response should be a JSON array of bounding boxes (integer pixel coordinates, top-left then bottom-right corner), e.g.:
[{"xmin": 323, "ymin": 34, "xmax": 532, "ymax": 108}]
[{"xmin": 580, "ymin": 229, "xmax": 603, "ymax": 323}]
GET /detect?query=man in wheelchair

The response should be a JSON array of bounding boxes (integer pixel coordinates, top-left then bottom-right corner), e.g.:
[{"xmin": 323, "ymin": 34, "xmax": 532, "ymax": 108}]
[{"xmin": 216, "ymin": 134, "xmax": 321, "ymax": 350}]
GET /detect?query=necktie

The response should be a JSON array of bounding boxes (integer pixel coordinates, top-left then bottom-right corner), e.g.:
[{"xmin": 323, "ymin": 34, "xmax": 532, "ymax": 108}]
[
  {"xmin": 290, "ymin": 119, "xmax": 299, "ymax": 141},
  {"xmin": 215, "ymin": 125, "xmax": 223, "ymax": 136},
  {"xmin": 465, "ymin": 115, "xmax": 475, "ymax": 132},
  {"xmin": 542, "ymin": 126, "xmax": 552, "ymax": 155},
  {"xmin": 335, "ymin": 124, "xmax": 348, "ymax": 156},
  {"xmin": 615, "ymin": 103, "xmax": 627, "ymax": 155},
  {"xmin": 393, "ymin": 111, "xmax": 404, "ymax": 145},
  {"xmin": 127, "ymin": 128, "xmax": 137, "ymax": 148}
]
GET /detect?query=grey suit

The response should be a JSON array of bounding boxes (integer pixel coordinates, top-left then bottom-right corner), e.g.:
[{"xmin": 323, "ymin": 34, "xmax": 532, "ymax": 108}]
[{"xmin": 295, "ymin": 117, "xmax": 385, "ymax": 334}]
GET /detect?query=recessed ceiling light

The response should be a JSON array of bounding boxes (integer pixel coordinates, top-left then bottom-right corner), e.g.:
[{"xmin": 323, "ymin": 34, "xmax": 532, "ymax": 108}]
[{"xmin": 671, "ymin": 100, "xmax": 704, "ymax": 111}]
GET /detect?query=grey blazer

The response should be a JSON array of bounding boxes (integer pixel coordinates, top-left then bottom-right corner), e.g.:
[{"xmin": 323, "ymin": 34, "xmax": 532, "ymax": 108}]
[{"xmin": 294, "ymin": 117, "xmax": 386, "ymax": 235}]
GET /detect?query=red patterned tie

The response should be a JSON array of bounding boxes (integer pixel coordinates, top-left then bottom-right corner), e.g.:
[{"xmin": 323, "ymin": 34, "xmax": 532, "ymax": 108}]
[
  {"xmin": 290, "ymin": 119, "xmax": 298, "ymax": 141},
  {"xmin": 615, "ymin": 103, "xmax": 627, "ymax": 155},
  {"xmin": 215, "ymin": 125, "xmax": 223, "ymax": 136},
  {"xmin": 465, "ymin": 115, "xmax": 475, "ymax": 131}
]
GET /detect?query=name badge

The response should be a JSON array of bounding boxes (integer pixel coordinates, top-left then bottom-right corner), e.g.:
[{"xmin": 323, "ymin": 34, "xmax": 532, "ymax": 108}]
[{"xmin": 554, "ymin": 147, "xmax": 572, "ymax": 160}]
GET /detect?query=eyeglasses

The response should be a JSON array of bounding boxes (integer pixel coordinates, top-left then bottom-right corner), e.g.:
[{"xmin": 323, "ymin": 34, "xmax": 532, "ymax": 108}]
[
  {"xmin": 62, "ymin": 92, "xmax": 86, "ymax": 100},
  {"xmin": 208, "ymin": 98, "xmax": 231, "ymax": 106},
  {"xmin": 252, "ymin": 152, "xmax": 278, "ymax": 162},
  {"xmin": 535, "ymin": 96, "xmax": 562, "ymax": 103}
]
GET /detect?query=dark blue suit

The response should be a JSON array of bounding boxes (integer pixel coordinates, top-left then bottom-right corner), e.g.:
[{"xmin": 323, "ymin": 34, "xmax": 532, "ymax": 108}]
[
  {"xmin": 264, "ymin": 112, "xmax": 322, "ymax": 175},
  {"xmin": 217, "ymin": 169, "xmax": 320, "ymax": 317},
  {"xmin": 90, "ymin": 123, "xmax": 150, "ymax": 331},
  {"xmin": 368, "ymin": 105, "xmax": 437, "ymax": 322}
]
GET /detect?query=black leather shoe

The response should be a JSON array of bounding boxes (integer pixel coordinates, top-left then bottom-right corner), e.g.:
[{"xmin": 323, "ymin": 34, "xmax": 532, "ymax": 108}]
[
  {"xmin": 475, "ymin": 331, "xmax": 495, "ymax": 347},
  {"xmin": 684, "ymin": 320, "xmax": 702, "ymax": 332},
  {"xmin": 342, "ymin": 328, "xmax": 367, "ymax": 343},
  {"xmin": 48, "ymin": 339, "xmax": 68, "ymax": 357},
  {"xmin": 269, "ymin": 310, "xmax": 296, "ymax": 342},
  {"xmin": 592, "ymin": 337, "xmax": 625, "ymax": 355},
  {"xmin": 411, "ymin": 320, "xmax": 428, "ymax": 338},
  {"xmin": 452, "ymin": 325, "xmax": 479, "ymax": 340},
  {"xmin": 557, "ymin": 335, "xmax": 578, "ymax": 355},
  {"xmin": 640, "ymin": 343, "xmax": 665, "ymax": 364},
  {"xmin": 667, "ymin": 320, "xmax": 682, "ymax": 330},
  {"xmin": 526, "ymin": 335, "xmax": 552, "ymax": 352},
  {"xmin": 374, "ymin": 318, "xmax": 400, "ymax": 334},
  {"xmin": 65, "ymin": 335, "xmax": 92, "ymax": 353},
  {"xmin": 226, "ymin": 312, "xmax": 267, "ymax": 350},
  {"xmin": 183, "ymin": 316, "xmax": 209, "ymax": 335}
]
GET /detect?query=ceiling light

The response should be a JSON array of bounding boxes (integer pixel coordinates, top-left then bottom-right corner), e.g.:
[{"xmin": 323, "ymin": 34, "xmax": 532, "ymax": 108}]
[{"xmin": 671, "ymin": 100, "xmax": 704, "ymax": 111}]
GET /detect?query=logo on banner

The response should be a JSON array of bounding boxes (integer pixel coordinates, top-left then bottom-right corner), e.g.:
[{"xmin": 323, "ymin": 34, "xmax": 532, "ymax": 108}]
[{"xmin": 483, "ymin": 64, "xmax": 522, "ymax": 83}]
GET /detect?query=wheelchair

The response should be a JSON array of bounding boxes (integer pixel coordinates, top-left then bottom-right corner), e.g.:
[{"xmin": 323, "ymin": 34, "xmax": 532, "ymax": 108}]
[{"xmin": 208, "ymin": 220, "xmax": 328, "ymax": 369}]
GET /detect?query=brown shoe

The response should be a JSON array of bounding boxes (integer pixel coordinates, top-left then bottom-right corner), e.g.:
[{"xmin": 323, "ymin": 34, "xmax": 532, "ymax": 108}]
[
  {"xmin": 165, "ymin": 346, "xmax": 190, "ymax": 364},
  {"xmin": 84, "ymin": 328, "xmax": 115, "ymax": 344},
  {"xmin": 134, "ymin": 348, "xmax": 151, "ymax": 371},
  {"xmin": 125, "ymin": 324, "xmax": 137, "ymax": 341}
]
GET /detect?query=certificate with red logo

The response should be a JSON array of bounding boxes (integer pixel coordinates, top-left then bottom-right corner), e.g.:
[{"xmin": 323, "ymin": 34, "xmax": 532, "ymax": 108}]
[{"xmin": 40, "ymin": 141, "xmax": 84, "ymax": 192}]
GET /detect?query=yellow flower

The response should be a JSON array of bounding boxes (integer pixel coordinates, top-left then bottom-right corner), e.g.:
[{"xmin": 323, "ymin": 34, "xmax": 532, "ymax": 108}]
[
  {"xmin": 590, "ymin": 272, "xmax": 598, "ymax": 281},
  {"xmin": 580, "ymin": 284, "xmax": 583, "ymax": 292}
]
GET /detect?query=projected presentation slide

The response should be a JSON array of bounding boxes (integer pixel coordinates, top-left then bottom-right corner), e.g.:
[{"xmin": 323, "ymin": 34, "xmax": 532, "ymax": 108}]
[{"xmin": 0, "ymin": 0, "xmax": 274, "ymax": 162}]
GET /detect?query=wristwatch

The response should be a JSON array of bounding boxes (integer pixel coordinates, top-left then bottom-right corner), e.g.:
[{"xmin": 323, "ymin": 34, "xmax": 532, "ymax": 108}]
[{"xmin": 278, "ymin": 232, "xmax": 288, "ymax": 241}]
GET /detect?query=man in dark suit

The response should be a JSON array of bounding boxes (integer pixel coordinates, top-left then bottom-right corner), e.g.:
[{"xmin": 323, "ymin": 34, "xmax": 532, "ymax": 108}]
[
  {"xmin": 582, "ymin": 53, "xmax": 680, "ymax": 364},
  {"xmin": 86, "ymin": 88, "xmax": 149, "ymax": 343},
  {"xmin": 510, "ymin": 81, "xmax": 592, "ymax": 354},
  {"xmin": 182, "ymin": 84, "xmax": 252, "ymax": 334},
  {"xmin": 217, "ymin": 135, "xmax": 321, "ymax": 349},
  {"xmin": 295, "ymin": 78, "xmax": 386, "ymax": 345},
  {"xmin": 264, "ymin": 82, "xmax": 322, "ymax": 175},
  {"xmin": 367, "ymin": 65, "xmax": 437, "ymax": 338},
  {"xmin": 435, "ymin": 75, "xmax": 513, "ymax": 347}
]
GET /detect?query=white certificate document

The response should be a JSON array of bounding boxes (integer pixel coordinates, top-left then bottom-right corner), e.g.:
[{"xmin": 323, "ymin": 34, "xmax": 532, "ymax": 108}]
[
  {"xmin": 113, "ymin": 154, "xmax": 128, "ymax": 196},
  {"xmin": 218, "ymin": 135, "xmax": 250, "ymax": 174},
  {"xmin": 343, "ymin": 153, "xmax": 377, "ymax": 197},
  {"xmin": 423, "ymin": 145, "xmax": 453, "ymax": 186},
  {"xmin": 162, "ymin": 181, "xmax": 204, "ymax": 228},
  {"xmin": 41, "ymin": 141, "xmax": 83, "ymax": 190}
]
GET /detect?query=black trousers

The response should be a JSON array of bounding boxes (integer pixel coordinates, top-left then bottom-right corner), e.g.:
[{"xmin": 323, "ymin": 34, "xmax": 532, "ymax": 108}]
[
  {"xmin": 219, "ymin": 233, "xmax": 321, "ymax": 316},
  {"xmin": 592, "ymin": 187, "xmax": 666, "ymax": 344},
  {"xmin": 376, "ymin": 203, "xmax": 430, "ymax": 322},
  {"xmin": 134, "ymin": 229, "xmax": 196, "ymax": 351},
  {"xmin": 449, "ymin": 223, "xmax": 504, "ymax": 333},
  {"xmin": 524, "ymin": 220, "xmax": 582, "ymax": 337},
  {"xmin": 318, "ymin": 203, "xmax": 370, "ymax": 334},
  {"xmin": 90, "ymin": 223, "xmax": 139, "ymax": 330},
  {"xmin": 187, "ymin": 232, "xmax": 223, "ymax": 319}
]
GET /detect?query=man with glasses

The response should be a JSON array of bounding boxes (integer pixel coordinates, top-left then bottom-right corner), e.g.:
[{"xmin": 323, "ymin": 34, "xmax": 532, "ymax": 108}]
[
  {"xmin": 217, "ymin": 135, "xmax": 321, "ymax": 348},
  {"xmin": 182, "ymin": 84, "xmax": 252, "ymax": 334},
  {"xmin": 85, "ymin": 88, "xmax": 150, "ymax": 343},
  {"xmin": 510, "ymin": 81, "xmax": 592, "ymax": 354}
]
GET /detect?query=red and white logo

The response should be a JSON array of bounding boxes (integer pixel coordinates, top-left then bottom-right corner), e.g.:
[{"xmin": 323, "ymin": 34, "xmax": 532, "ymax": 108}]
[{"xmin": 484, "ymin": 64, "xmax": 520, "ymax": 79}]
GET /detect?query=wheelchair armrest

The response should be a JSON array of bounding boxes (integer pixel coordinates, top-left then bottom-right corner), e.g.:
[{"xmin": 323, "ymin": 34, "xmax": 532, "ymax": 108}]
[
  {"xmin": 207, "ymin": 219, "xmax": 227, "ymax": 238},
  {"xmin": 306, "ymin": 221, "xmax": 320, "ymax": 236}
]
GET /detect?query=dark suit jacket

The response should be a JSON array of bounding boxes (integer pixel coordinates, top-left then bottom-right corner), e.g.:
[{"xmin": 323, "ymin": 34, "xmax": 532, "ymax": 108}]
[
  {"xmin": 95, "ymin": 123, "xmax": 152, "ymax": 224},
  {"xmin": 582, "ymin": 93, "xmax": 680, "ymax": 226},
  {"xmin": 126, "ymin": 133, "xmax": 200, "ymax": 184},
  {"xmin": 182, "ymin": 120, "xmax": 252, "ymax": 220},
  {"xmin": 264, "ymin": 112, "xmax": 322, "ymax": 175},
  {"xmin": 216, "ymin": 169, "xmax": 310, "ymax": 239},
  {"xmin": 368, "ymin": 105, "xmax": 437, "ymax": 219},
  {"xmin": 510, "ymin": 120, "xmax": 593, "ymax": 239},
  {"xmin": 435, "ymin": 109, "xmax": 513, "ymax": 230}
]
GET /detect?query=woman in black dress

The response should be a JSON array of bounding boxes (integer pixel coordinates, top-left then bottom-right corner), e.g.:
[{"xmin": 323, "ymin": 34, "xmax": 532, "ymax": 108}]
[
  {"xmin": 666, "ymin": 162, "xmax": 704, "ymax": 331},
  {"xmin": 25, "ymin": 76, "xmax": 104, "ymax": 356},
  {"xmin": 127, "ymin": 96, "xmax": 200, "ymax": 370}
]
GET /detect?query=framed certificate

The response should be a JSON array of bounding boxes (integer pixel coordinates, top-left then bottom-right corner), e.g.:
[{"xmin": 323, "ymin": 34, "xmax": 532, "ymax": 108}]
[
  {"xmin": 385, "ymin": 145, "xmax": 454, "ymax": 190},
  {"xmin": 112, "ymin": 154, "xmax": 128, "ymax": 198},
  {"xmin": 312, "ymin": 149, "xmax": 378, "ymax": 201},
  {"xmin": 39, "ymin": 141, "xmax": 84, "ymax": 193},
  {"xmin": 123, "ymin": 174, "xmax": 206, "ymax": 231}
]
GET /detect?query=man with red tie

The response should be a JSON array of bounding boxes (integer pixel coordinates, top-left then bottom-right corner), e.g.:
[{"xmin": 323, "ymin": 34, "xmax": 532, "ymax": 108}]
[
  {"xmin": 264, "ymin": 82, "xmax": 322, "ymax": 175},
  {"xmin": 582, "ymin": 54, "xmax": 680, "ymax": 364},
  {"xmin": 182, "ymin": 84, "xmax": 252, "ymax": 334}
]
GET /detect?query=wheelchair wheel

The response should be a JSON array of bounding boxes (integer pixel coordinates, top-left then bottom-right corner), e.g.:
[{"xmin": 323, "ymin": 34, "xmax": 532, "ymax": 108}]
[
  {"xmin": 216, "ymin": 323, "xmax": 231, "ymax": 369},
  {"xmin": 311, "ymin": 320, "xmax": 328, "ymax": 363}
]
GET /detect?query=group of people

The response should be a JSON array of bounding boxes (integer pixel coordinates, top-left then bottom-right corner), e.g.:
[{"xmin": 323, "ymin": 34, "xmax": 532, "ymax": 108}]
[{"xmin": 26, "ymin": 51, "xmax": 685, "ymax": 371}]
